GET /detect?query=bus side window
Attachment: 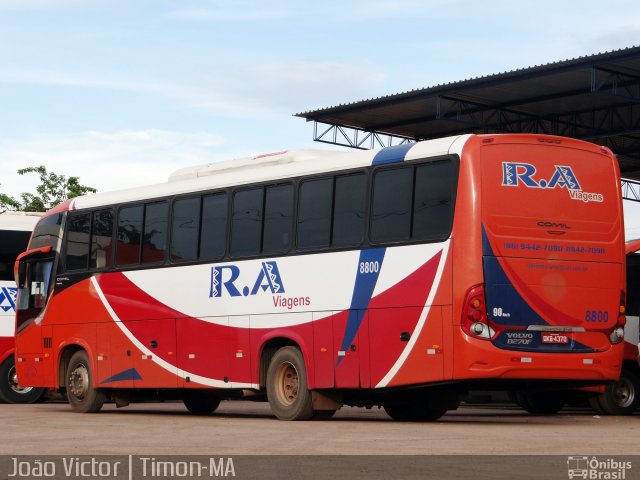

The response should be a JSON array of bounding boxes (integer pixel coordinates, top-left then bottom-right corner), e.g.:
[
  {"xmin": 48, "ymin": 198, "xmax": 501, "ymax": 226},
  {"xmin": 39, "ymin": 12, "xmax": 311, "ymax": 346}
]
[
  {"xmin": 116, "ymin": 205, "xmax": 143, "ymax": 266},
  {"xmin": 297, "ymin": 178, "xmax": 333, "ymax": 251},
  {"xmin": 171, "ymin": 197, "xmax": 201, "ymax": 263},
  {"xmin": 412, "ymin": 160, "xmax": 454, "ymax": 241},
  {"xmin": 0, "ymin": 230, "xmax": 30, "ymax": 281},
  {"xmin": 90, "ymin": 209, "xmax": 114, "ymax": 269},
  {"xmin": 231, "ymin": 188, "xmax": 263, "ymax": 257},
  {"xmin": 142, "ymin": 201, "xmax": 168, "ymax": 263},
  {"xmin": 65, "ymin": 212, "xmax": 91, "ymax": 271},
  {"xmin": 332, "ymin": 173, "xmax": 366, "ymax": 248},
  {"xmin": 263, "ymin": 183, "xmax": 294, "ymax": 255},
  {"xmin": 370, "ymin": 166, "xmax": 412, "ymax": 244},
  {"xmin": 200, "ymin": 193, "xmax": 228, "ymax": 261}
]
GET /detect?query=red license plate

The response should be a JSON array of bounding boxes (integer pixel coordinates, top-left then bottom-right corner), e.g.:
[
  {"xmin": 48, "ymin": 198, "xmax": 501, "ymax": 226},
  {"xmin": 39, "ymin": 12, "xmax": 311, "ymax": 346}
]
[{"xmin": 541, "ymin": 333, "xmax": 569, "ymax": 344}]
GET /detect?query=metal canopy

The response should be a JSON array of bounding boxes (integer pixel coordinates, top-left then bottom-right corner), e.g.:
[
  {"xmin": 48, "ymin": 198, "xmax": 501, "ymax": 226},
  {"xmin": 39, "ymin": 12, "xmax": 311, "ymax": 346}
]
[{"xmin": 296, "ymin": 46, "xmax": 640, "ymax": 182}]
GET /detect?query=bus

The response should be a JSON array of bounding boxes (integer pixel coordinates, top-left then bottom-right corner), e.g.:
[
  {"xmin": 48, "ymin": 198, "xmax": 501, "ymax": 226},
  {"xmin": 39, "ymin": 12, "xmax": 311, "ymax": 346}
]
[
  {"xmin": 13, "ymin": 134, "xmax": 626, "ymax": 420},
  {"xmin": 0, "ymin": 211, "xmax": 46, "ymax": 403},
  {"xmin": 586, "ymin": 239, "xmax": 640, "ymax": 415}
]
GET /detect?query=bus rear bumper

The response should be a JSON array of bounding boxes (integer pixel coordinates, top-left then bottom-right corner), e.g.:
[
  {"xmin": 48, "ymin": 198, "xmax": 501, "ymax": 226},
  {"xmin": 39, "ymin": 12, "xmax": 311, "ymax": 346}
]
[{"xmin": 453, "ymin": 338, "xmax": 624, "ymax": 383}]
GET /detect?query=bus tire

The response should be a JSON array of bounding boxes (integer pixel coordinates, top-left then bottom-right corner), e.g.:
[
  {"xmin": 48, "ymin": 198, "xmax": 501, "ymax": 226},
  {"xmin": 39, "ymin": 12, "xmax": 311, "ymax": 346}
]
[
  {"xmin": 515, "ymin": 391, "xmax": 565, "ymax": 415},
  {"xmin": 313, "ymin": 409, "xmax": 336, "ymax": 420},
  {"xmin": 65, "ymin": 350, "xmax": 105, "ymax": 413},
  {"xmin": 383, "ymin": 402, "xmax": 448, "ymax": 421},
  {"xmin": 590, "ymin": 368, "xmax": 640, "ymax": 415},
  {"xmin": 266, "ymin": 346, "xmax": 314, "ymax": 420},
  {"xmin": 183, "ymin": 391, "xmax": 221, "ymax": 415},
  {"xmin": 0, "ymin": 355, "xmax": 46, "ymax": 404}
]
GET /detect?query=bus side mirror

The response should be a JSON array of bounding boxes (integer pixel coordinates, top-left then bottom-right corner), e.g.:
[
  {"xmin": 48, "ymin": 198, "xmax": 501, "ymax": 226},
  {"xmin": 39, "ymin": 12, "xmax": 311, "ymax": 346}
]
[
  {"xmin": 14, "ymin": 245, "xmax": 52, "ymax": 287},
  {"xmin": 16, "ymin": 262, "xmax": 26, "ymax": 288}
]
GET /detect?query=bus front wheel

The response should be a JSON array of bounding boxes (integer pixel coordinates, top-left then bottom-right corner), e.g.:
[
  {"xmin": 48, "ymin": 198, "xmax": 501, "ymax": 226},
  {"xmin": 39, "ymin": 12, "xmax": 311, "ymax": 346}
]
[
  {"xmin": 266, "ymin": 346, "xmax": 314, "ymax": 420},
  {"xmin": 65, "ymin": 350, "xmax": 105, "ymax": 413},
  {"xmin": 0, "ymin": 356, "xmax": 46, "ymax": 404}
]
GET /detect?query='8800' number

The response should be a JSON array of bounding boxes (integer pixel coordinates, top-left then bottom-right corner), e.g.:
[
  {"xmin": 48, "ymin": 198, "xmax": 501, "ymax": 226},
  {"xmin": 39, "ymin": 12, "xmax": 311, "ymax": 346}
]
[
  {"xmin": 359, "ymin": 261, "xmax": 380, "ymax": 274},
  {"xmin": 585, "ymin": 310, "xmax": 609, "ymax": 322}
]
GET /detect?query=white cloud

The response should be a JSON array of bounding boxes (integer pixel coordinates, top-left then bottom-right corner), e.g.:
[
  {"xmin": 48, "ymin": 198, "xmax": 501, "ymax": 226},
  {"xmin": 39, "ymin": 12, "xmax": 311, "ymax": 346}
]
[
  {"xmin": 0, "ymin": 130, "xmax": 225, "ymax": 201},
  {"xmin": 169, "ymin": 6, "xmax": 289, "ymax": 22},
  {"xmin": 0, "ymin": 60, "xmax": 387, "ymax": 115},
  {"xmin": 0, "ymin": 0, "xmax": 111, "ymax": 9}
]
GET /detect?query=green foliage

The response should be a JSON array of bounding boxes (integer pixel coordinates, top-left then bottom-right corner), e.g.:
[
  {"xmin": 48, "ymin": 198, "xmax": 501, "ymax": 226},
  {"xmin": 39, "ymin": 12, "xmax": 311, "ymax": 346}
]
[
  {"xmin": 0, "ymin": 166, "xmax": 96, "ymax": 213},
  {"xmin": 0, "ymin": 188, "xmax": 20, "ymax": 213}
]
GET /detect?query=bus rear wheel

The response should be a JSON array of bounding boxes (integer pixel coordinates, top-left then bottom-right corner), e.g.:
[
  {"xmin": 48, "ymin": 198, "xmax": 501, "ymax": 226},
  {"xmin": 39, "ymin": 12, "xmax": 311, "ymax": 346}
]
[
  {"xmin": 266, "ymin": 346, "xmax": 314, "ymax": 420},
  {"xmin": 0, "ymin": 356, "xmax": 46, "ymax": 404},
  {"xmin": 383, "ymin": 403, "xmax": 448, "ymax": 421},
  {"xmin": 516, "ymin": 390, "xmax": 565, "ymax": 415},
  {"xmin": 383, "ymin": 402, "xmax": 448, "ymax": 422},
  {"xmin": 183, "ymin": 391, "xmax": 221, "ymax": 415},
  {"xmin": 588, "ymin": 368, "xmax": 640, "ymax": 415},
  {"xmin": 65, "ymin": 350, "xmax": 105, "ymax": 413}
]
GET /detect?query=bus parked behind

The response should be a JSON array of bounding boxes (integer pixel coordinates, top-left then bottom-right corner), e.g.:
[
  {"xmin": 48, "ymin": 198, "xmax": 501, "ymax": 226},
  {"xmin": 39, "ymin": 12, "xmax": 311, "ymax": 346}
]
[
  {"xmin": 586, "ymin": 240, "xmax": 640, "ymax": 414},
  {"xmin": 0, "ymin": 211, "xmax": 46, "ymax": 403}
]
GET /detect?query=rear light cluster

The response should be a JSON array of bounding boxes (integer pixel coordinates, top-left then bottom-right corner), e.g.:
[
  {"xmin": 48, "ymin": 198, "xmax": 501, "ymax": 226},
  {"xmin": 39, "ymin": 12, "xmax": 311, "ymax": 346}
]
[
  {"xmin": 461, "ymin": 284, "xmax": 495, "ymax": 340},
  {"xmin": 610, "ymin": 291, "xmax": 626, "ymax": 344}
]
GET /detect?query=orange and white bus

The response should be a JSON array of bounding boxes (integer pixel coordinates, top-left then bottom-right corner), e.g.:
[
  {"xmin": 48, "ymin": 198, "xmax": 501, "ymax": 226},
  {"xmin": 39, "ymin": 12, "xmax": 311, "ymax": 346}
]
[
  {"xmin": 14, "ymin": 134, "xmax": 626, "ymax": 420},
  {"xmin": 0, "ymin": 211, "xmax": 46, "ymax": 403}
]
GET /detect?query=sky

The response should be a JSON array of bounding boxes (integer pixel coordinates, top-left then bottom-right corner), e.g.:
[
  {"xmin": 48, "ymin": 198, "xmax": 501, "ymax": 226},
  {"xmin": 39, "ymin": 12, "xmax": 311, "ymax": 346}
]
[{"xmin": 1, "ymin": 0, "xmax": 640, "ymax": 235}]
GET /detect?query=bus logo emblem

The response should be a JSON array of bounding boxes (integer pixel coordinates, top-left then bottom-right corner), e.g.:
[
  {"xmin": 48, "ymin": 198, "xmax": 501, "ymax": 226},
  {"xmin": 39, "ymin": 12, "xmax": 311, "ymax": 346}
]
[
  {"xmin": 210, "ymin": 261, "xmax": 285, "ymax": 298},
  {"xmin": 502, "ymin": 162, "xmax": 603, "ymax": 203},
  {"xmin": 502, "ymin": 162, "xmax": 581, "ymax": 190}
]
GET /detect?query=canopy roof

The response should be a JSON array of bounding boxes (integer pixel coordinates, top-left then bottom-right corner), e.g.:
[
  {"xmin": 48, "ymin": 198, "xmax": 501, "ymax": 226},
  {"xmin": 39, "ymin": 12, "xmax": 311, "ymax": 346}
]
[{"xmin": 296, "ymin": 46, "xmax": 640, "ymax": 180}]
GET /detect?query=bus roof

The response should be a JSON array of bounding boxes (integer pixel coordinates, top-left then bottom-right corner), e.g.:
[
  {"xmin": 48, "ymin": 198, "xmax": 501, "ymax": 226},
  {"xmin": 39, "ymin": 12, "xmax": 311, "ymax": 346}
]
[
  {"xmin": 70, "ymin": 135, "xmax": 470, "ymax": 211},
  {"xmin": 58, "ymin": 133, "xmax": 611, "ymax": 213},
  {"xmin": 0, "ymin": 211, "xmax": 43, "ymax": 231}
]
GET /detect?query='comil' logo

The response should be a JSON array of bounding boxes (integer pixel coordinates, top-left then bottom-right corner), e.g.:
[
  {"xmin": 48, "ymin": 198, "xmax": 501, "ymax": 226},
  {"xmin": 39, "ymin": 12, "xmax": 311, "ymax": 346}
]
[
  {"xmin": 210, "ymin": 261, "xmax": 284, "ymax": 298},
  {"xmin": 502, "ymin": 162, "xmax": 604, "ymax": 203}
]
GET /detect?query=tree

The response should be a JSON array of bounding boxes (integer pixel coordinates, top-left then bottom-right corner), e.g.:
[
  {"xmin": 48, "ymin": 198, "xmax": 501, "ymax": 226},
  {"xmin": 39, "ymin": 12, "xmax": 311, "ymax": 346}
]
[
  {"xmin": 0, "ymin": 188, "xmax": 20, "ymax": 213},
  {"xmin": 0, "ymin": 166, "xmax": 96, "ymax": 213}
]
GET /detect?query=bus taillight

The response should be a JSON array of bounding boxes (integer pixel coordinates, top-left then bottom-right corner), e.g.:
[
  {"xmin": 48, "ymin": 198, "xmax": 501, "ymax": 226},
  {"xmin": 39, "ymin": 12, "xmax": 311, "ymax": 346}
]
[
  {"xmin": 610, "ymin": 291, "xmax": 626, "ymax": 344},
  {"xmin": 618, "ymin": 291, "xmax": 626, "ymax": 326},
  {"xmin": 461, "ymin": 284, "xmax": 494, "ymax": 340}
]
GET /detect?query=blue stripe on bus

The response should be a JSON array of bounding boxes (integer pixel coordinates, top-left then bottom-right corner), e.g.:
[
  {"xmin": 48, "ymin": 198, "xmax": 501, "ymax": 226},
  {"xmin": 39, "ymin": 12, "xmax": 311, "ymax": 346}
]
[
  {"xmin": 371, "ymin": 144, "xmax": 414, "ymax": 165},
  {"xmin": 482, "ymin": 227, "xmax": 547, "ymax": 327},
  {"xmin": 102, "ymin": 368, "xmax": 143, "ymax": 383},
  {"xmin": 337, "ymin": 247, "xmax": 386, "ymax": 365}
]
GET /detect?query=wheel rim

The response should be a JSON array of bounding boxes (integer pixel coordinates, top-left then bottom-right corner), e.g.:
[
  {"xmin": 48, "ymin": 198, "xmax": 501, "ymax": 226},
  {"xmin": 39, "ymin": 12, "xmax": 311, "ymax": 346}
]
[
  {"xmin": 612, "ymin": 377, "xmax": 635, "ymax": 408},
  {"xmin": 7, "ymin": 365, "xmax": 34, "ymax": 395},
  {"xmin": 68, "ymin": 363, "xmax": 89, "ymax": 401},
  {"xmin": 274, "ymin": 361, "xmax": 299, "ymax": 406}
]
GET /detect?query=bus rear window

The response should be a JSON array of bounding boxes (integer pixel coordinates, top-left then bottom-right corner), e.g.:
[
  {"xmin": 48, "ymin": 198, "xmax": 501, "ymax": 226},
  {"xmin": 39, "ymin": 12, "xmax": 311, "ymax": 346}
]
[{"xmin": 65, "ymin": 212, "xmax": 91, "ymax": 271}]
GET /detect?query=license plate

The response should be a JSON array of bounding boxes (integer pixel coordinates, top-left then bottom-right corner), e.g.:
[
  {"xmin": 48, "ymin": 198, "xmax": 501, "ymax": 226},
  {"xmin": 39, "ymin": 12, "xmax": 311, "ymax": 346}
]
[{"xmin": 541, "ymin": 333, "xmax": 569, "ymax": 344}]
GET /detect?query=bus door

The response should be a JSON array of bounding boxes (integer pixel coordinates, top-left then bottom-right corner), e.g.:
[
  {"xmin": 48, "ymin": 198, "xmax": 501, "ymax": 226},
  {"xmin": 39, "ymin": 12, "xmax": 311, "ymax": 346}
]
[
  {"xmin": 480, "ymin": 138, "xmax": 624, "ymax": 353},
  {"xmin": 16, "ymin": 256, "xmax": 54, "ymax": 353}
]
